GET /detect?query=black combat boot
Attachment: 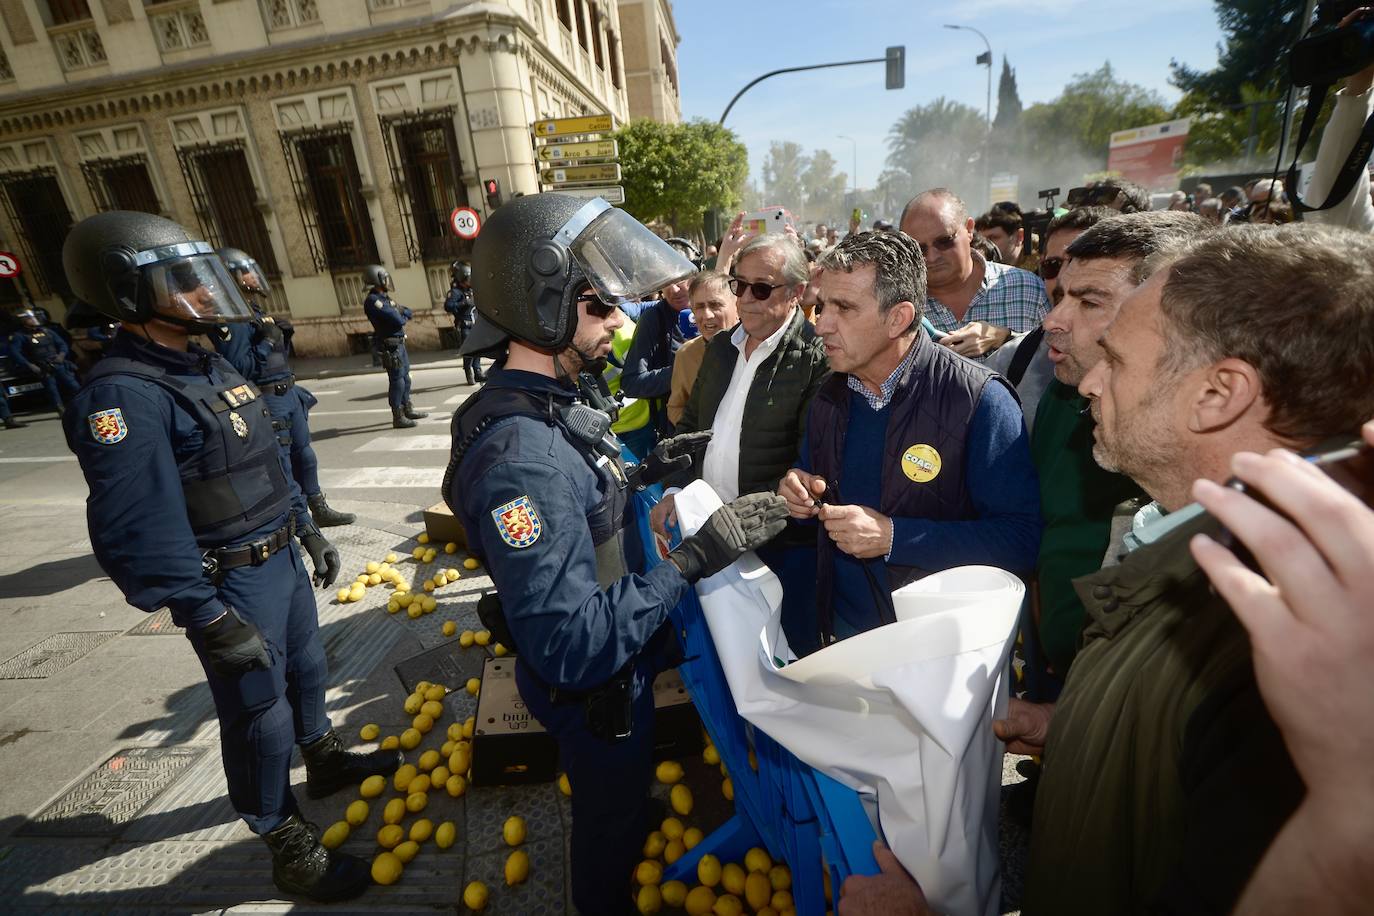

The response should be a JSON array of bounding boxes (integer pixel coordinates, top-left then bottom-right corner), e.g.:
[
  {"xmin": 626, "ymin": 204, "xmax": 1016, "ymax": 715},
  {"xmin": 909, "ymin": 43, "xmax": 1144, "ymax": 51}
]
[
  {"xmin": 307, "ymin": 493, "xmax": 355, "ymax": 528},
  {"xmin": 391, "ymin": 406, "xmax": 416, "ymax": 429},
  {"xmin": 3, "ymin": 416, "xmax": 25, "ymax": 429},
  {"xmin": 262, "ymin": 814, "xmax": 370, "ymax": 902},
  {"xmin": 301, "ymin": 729, "xmax": 403, "ymax": 800},
  {"xmin": 402, "ymin": 401, "xmax": 428, "ymax": 420},
  {"xmin": 464, "ymin": 366, "xmax": 474, "ymax": 385}
]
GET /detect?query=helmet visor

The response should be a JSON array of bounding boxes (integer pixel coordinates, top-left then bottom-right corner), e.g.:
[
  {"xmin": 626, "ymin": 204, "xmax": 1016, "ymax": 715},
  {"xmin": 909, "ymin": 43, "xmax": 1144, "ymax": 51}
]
[
  {"xmin": 559, "ymin": 200, "xmax": 696, "ymax": 306},
  {"xmin": 224, "ymin": 257, "xmax": 271, "ymax": 296},
  {"xmin": 139, "ymin": 245, "xmax": 254, "ymax": 324}
]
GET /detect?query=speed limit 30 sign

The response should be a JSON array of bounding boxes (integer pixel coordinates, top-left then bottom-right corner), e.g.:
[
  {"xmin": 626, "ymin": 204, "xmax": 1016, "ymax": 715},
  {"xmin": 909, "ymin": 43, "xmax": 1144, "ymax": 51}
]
[
  {"xmin": 449, "ymin": 207, "xmax": 481, "ymax": 239},
  {"xmin": 0, "ymin": 251, "xmax": 20, "ymax": 279}
]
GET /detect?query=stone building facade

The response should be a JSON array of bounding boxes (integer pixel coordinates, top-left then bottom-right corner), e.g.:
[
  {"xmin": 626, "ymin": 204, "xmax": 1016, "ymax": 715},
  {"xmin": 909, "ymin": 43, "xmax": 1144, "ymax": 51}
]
[{"xmin": 0, "ymin": 0, "xmax": 680, "ymax": 356}]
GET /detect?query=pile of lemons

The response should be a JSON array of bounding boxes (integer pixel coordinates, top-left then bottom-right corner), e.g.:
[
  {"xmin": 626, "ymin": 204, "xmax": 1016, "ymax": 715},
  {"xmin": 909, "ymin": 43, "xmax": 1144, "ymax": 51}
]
[
  {"xmin": 335, "ymin": 533, "xmax": 484, "ymax": 609},
  {"xmin": 336, "ymin": 552, "xmax": 411, "ymax": 604}
]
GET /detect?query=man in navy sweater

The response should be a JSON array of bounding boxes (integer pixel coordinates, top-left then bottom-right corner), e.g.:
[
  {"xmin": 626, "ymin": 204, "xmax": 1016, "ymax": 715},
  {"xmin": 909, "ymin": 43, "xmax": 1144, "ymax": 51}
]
[{"xmin": 779, "ymin": 231, "xmax": 1041, "ymax": 641}]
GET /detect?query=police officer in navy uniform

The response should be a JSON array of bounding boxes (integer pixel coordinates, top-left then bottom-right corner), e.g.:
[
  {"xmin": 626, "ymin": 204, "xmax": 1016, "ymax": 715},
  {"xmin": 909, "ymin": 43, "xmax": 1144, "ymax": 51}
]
[
  {"xmin": 445, "ymin": 193, "xmax": 788, "ymax": 915},
  {"xmin": 213, "ymin": 248, "xmax": 354, "ymax": 528},
  {"xmin": 443, "ymin": 260, "xmax": 485, "ymax": 385},
  {"xmin": 61, "ymin": 211, "xmax": 400, "ymax": 902},
  {"xmin": 362, "ymin": 265, "xmax": 427, "ymax": 429},
  {"xmin": 11, "ymin": 308, "xmax": 81, "ymax": 414}
]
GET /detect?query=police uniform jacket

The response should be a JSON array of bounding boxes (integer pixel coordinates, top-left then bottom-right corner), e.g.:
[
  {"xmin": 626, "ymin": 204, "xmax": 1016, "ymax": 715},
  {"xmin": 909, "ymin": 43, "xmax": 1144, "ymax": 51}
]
[
  {"xmin": 444, "ymin": 286, "xmax": 475, "ymax": 329},
  {"xmin": 63, "ymin": 332, "xmax": 310, "ymax": 630},
  {"xmin": 214, "ymin": 304, "xmax": 293, "ymax": 384},
  {"xmin": 364, "ymin": 291, "xmax": 411, "ymax": 340},
  {"xmin": 446, "ymin": 369, "xmax": 688, "ymax": 693},
  {"xmin": 13, "ymin": 326, "xmax": 69, "ymax": 372}
]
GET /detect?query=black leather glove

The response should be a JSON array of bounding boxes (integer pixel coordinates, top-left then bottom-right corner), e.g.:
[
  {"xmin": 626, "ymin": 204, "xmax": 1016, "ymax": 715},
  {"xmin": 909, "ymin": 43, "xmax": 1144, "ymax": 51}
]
[
  {"xmin": 668, "ymin": 492, "xmax": 789, "ymax": 582},
  {"xmin": 199, "ymin": 607, "xmax": 270, "ymax": 677},
  {"xmin": 301, "ymin": 531, "xmax": 341, "ymax": 587},
  {"xmin": 631, "ymin": 430, "xmax": 714, "ymax": 489}
]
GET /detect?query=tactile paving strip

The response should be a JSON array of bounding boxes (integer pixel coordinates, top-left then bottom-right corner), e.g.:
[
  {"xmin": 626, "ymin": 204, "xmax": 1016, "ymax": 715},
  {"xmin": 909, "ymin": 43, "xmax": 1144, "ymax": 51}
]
[
  {"xmin": 125, "ymin": 608, "xmax": 184, "ymax": 636},
  {"xmin": 18, "ymin": 746, "xmax": 208, "ymax": 837},
  {"xmin": 0, "ymin": 631, "xmax": 122, "ymax": 679}
]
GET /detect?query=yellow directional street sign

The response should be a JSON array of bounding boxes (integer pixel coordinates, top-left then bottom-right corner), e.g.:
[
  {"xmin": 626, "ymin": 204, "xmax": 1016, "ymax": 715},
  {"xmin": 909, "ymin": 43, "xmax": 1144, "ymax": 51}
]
[
  {"xmin": 533, "ymin": 114, "xmax": 615, "ymax": 138},
  {"xmin": 540, "ymin": 163, "xmax": 622, "ymax": 185},
  {"xmin": 536, "ymin": 139, "xmax": 619, "ymax": 162}
]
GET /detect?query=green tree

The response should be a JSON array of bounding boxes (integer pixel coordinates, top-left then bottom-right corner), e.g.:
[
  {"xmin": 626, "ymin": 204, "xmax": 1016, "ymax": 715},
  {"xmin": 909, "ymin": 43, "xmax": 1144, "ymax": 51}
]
[
  {"xmin": 614, "ymin": 118, "xmax": 748, "ymax": 234},
  {"xmin": 1020, "ymin": 62, "xmax": 1171, "ymax": 162},
  {"xmin": 1170, "ymin": 0, "xmax": 1306, "ymax": 106},
  {"xmin": 884, "ymin": 97, "xmax": 987, "ymax": 199},
  {"xmin": 762, "ymin": 141, "xmax": 809, "ymax": 212},
  {"xmin": 801, "ymin": 149, "xmax": 848, "ymax": 223},
  {"xmin": 993, "ymin": 57, "xmax": 1022, "ymax": 131}
]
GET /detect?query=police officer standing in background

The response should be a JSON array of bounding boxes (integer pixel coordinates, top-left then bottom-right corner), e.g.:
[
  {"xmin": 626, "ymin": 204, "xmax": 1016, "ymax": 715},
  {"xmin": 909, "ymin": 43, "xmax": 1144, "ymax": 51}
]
[
  {"xmin": 213, "ymin": 248, "xmax": 354, "ymax": 528},
  {"xmin": 61, "ymin": 211, "xmax": 400, "ymax": 902},
  {"xmin": 442, "ymin": 260, "xmax": 485, "ymax": 385},
  {"xmin": 11, "ymin": 308, "xmax": 81, "ymax": 414},
  {"xmin": 444, "ymin": 193, "xmax": 788, "ymax": 915},
  {"xmin": 362, "ymin": 265, "xmax": 427, "ymax": 429}
]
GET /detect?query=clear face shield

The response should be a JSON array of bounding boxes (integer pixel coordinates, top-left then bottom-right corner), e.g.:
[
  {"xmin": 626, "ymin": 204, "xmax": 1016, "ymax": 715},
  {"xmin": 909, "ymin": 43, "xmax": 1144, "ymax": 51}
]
[
  {"xmin": 136, "ymin": 242, "xmax": 254, "ymax": 327},
  {"xmin": 555, "ymin": 199, "xmax": 697, "ymax": 308},
  {"xmin": 225, "ymin": 257, "xmax": 271, "ymax": 297}
]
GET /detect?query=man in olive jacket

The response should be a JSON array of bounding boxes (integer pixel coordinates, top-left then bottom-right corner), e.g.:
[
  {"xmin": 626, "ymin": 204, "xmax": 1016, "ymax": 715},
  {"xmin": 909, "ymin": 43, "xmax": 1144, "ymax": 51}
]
[{"xmin": 651, "ymin": 233, "xmax": 829, "ymax": 650}]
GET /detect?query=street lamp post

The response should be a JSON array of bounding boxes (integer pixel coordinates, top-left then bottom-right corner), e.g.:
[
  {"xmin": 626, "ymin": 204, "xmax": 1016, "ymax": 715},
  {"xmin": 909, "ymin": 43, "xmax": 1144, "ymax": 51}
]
[
  {"xmin": 943, "ymin": 24, "xmax": 993, "ymax": 209},
  {"xmin": 836, "ymin": 134, "xmax": 857, "ymax": 194}
]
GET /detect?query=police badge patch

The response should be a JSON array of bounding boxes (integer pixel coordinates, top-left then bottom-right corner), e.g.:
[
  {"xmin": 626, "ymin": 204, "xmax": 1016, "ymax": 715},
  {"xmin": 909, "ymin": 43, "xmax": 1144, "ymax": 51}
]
[
  {"xmin": 229, "ymin": 411, "xmax": 249, "ymax": 439},
  {"xmin": 492, "ymin": 495, "xmax": 542, "ymax": 548},
  {"xmin": 88, "ymin": 408, "xmax": 128, "ymax": 445}
]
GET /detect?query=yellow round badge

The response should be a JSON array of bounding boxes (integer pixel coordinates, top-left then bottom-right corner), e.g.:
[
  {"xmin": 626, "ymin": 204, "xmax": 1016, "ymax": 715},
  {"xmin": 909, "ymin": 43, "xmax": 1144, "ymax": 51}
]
[{"xmin": 901, "ymin": 444, "xmax": 942, "ymax": 483}]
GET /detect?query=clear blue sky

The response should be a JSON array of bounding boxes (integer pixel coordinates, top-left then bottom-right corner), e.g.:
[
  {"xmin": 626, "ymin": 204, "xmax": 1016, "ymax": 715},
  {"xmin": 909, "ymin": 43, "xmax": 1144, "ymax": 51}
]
[{"xmin": 674, "ymin": 0, "xmax": 1225, "ymax": 195}]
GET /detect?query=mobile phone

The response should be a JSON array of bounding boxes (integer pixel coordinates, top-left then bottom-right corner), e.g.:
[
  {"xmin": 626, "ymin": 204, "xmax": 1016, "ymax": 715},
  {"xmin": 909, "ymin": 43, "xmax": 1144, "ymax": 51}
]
[
  {"xmin": 1214, "ymin": 437, "xmax": 1374, "ymax": 574},
  {"xmin": 741, "ymin": 206, "xmax": 795, "ymax": 235}
]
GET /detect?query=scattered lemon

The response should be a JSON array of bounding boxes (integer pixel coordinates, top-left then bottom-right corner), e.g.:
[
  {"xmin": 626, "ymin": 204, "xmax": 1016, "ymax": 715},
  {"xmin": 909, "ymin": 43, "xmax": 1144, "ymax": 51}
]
[
  {"xmin": 768, "ymin": 864, "xmax": 791, "ymax": 891},
  {"xmin": 722, "ymin": 778, "xmax": 734, "ymax": 801},
  {"xmin": 744, "ymin": 847, "xmax": 772, "ymax": 874},
  {"xmin": 661, "ymin": 880, "xmax": 689, "ymax": 907},
  {"xmin": 423, "ymin": 582, "xmax": 435, "ymax": 593},
  {"xmin": 377, "ymin": 824, "xmax": 404, "ymax": 849},
  {"xmin": 380, "ymin": 735, "xmax": 399, "ymax": 750},
  {"xmin": 713, "ymin": 893, "xmax": 744, "ymax": 916},
  {"xmin": 385, "ymin": 552, "xmax": 399, "ymax": 563},
  {"xmin": 505, "ymin": 848, "xmax": 530, "ymax": 885},
  {"xmin": 383, "ymin": 797, "xmax": 406, "ymax": 825},
  {"xmin": 635, "ymin": 859, "xmax": 663, "ymax": 886},
  {"xmin": 360, "ymin": 774, "xmax": 385, "ymax": 798},
  {"xmin": 721, "ymin": 863, "xmax": 746, "ymax": 895},
  {"xmin": 408, "ymin": 773, "xmax": 432, "ymax": 794},
  {"xmin": 643, "ymin": 830, "xmax": 667, "ymax": 858},
  {"xmin": 683, "ymin": 826, "xmax": 704, "ymax": 850},
  {"xmin": 664, "ymin": 838, "xmax": 686, "ymax": 864},
  {"xmin": 493, "ymin": 643, "xmax": 509, "ymax": 657},
  {"xmin": 406, "ymin": 604, "xmax": 423, "ymax": 619},
  {"xmin": 422, "ymin": 596, "xmax": 437, "ymax": 612},
  {"xmin": 368, "ymin": 573, "xmax": 383, "ymax": 586},
  {"xmin": 406, "ymin": 792, "xmax": 428, "ymax": 814},
  {"xmin": 503, "ymin": 815, "xmax": 527, "ymax": 846},
  {"xmin": 403, "ymin": 694, "xmax": 423, "ymax": 715},
  {"xmin": 463, "ymin": 880, "xmax": 489, "ymax": 910},
  {"xmin": 637, "ymin": 883, "xmax": 664, "ymax": 914},
  {"xmin": 655, "ymin": 760, "xmax": 684, "ymax": 784},
  {"xmin": 445, "ymin": 542, "xmax": 458, "ymax": 554},
  {"xmin": 770, "ymin": 889, "xmax": 794, "ymax": 911},
  {"xmin": 387, "ymin": 601, "xmax": 401, "ymax": 614},
  {"xmin": 466, "ymin": 678, "xmax": 480, "ymax": 696},
  {"xmin": 459, "ymin": 630, "xmax": 476, "ymax": 647},
  {"xmin": 435, "ymin": 821, "xmax": 457, "ymax": 849},
  {"xmin": 358, "ymin": 723, "xmax": 381, "ymax": 742},
  {"xmin": 684, "ymin": 885, "xmax": 717, "ymax": 915},
  {"xmin": 447, "ymin": 722, "xmax": 465, "ymax": 742},
  {"xmin": 703, "ymin": 744, "xmax": 720, "ymax": 766},
  {"xmin": 442, "ymin": 620, "xmax": 457, "ymax": 637},
  {"xmin": 431, "ymin": 764, "xmax": 450, "ymax": 785},
  {"xmin": 474, "ymin": 629, "xmax": 492, "ymax": 646},
  {"xmin": 446, "ymin": 773, "xmax": 467, "ymax": 797},
  {"xmin": 417, "ymin": 533, "xmax": 430, "ymax": 545},
  {"xmin": 393, "ymin": 839, "xmax": 420, "ymax": 864},
  {"xmin": 420, "ymin": 701, "xmax": 444, "ymax": 721},
  {"xmin": 670, "ymin": 784, "xmax": 694, "ymax": 816},
  {"xmin": 558, "ymin": 772, "xmax": 572, "ymax": 795},
  {"xmin": 397, "ymin": 592, "xmax": 415, "ymax": 608},
  {"xmin": 399, "ymin": 728, "xmax": 422, "ymax": 750},
  {"xmin": 661, "ymin": 817, "xmax": 684, "ymax": 840},
  {"xmin": 349, "ymin": 584, "xmax": 365, "ymax": 600},
  {"xmin": 335, "ymin": 588, "xmax": 350, "ymax": 603},
  {"xmin": 697, "ymin": 854, "xmax": 722, "ymax": 887},
  {"xmin": 321, "ymin": 820, "xmax": 349, "ymax": 849},
  {"xmin": 425, "ymin": 683, "xmax": 447, "ymax": 701},
  {"xmin": 445, "ymin": 568, "xmax": 461, "ymax": 581},
  {"xmin": 394, "ymin": 581, "xmax": 410, "ymax": 593},
  {"xmin": 448, "ymin": 745, "xmax": 471, "ymax": 775},
  {"xmin": 463, "ymin": 716, "xmax": 475, "ymax": 738},
  {"xmin": 409, "ymin": 818, "xmax": 434, "ymax": 843},
  {"xmin": 393, "ymin": 763, "xmax": 418, "ymax": 792},
  {"xmin": 345, "ymin": 799, "xmax": 369, "ymax": 826},
  {"xmin": 365, "ymin": 561, "xmax": 380, "ymax": 574},
  {"xmin": 413, "ymin": 713, "xmax": 434, "ymax": 734},
  {"xmin": 463, "ymin": 557, "xmax": 480, "ymax": 570},
  {"xmin": 371, "ymin": 851, "xmax": 403, "ymax": 885},
  {"xmin": 745, "ymin": 872, "xmax": 772, "ymax": 911},
  {"xmin": 412, "ymin": 547, "xmax": 426, "ymax": 560},
  {"xmin": 355, "ymin": 574, "xmax": 370, "ymax": 584}
]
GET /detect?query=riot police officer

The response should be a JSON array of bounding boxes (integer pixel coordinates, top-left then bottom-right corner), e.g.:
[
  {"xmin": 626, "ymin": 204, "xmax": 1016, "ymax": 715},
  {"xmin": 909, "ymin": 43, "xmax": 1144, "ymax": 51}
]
[
  {"xmin": 444, "ymin": 193, "xmax": 788, "ymax": 915},
  {"xmin": 61, "ymin": 211, "xmax": 400, "ymax": 902},
  {"xmin": 213, "ymin": 248, "xmax": 354, "ymax": 528},
  {"xmin": 362, "ymin": 265, "xmax": 427, "ymax": 428},
  {"xmin": 442, "ymin": 260, "xmax": 484, "ymax": 384},
  {"xmin": 11, "ymin": 308, "xmax": 81, "ymax": 414}
]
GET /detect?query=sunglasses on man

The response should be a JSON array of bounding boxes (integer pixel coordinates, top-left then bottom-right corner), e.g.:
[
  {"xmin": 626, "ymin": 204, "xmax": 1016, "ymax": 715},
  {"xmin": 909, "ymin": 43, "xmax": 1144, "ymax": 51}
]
[
  {"xmin": 574, "ymin": 292, "xmax": 619, "ymax": 319},
  {"xmin": 1040, "ymin": 256, "xmax": 1070, "ymax": 280},
  {"xmin": 916, "ymin": 234, "xmax": 959, "ymax": 259},
  {"xmin": 727, "ymin": 276, "xmax": 789, "ymax": 301}
]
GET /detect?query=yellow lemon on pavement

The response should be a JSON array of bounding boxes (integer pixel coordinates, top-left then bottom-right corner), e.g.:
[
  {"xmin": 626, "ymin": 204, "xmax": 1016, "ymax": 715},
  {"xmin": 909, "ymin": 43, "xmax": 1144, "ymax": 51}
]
[
  {"xmin": 359, "ymin": 723, "xmax": 381, "ymax": 742},
  {"xmin": 661, "ymin": 880, "xmax": 688, "ymax": 907},
  {"xmin": 503, "ymin": 815, "xmax": 526, "ymax": 846},
  {"xmin": 377, "ymin": 824, "xmax": 404, "ymax": 849},
  {"xmin": 446, "ymin": 773, "xmax": 467, "ymax": 797},
  {"xmin": 405, "ymin": 792, "xmax": 428, "ymax": 814},
  {"xmin": 697, "ymin": 854, "xmax": 722, "ymax": 887},
  {"xmin": 448, "ymin": 745, "xmax": 471, "ymax": 775},
  {"xmin": 664, "ymin": 838, "xmax": 686, "ymax": 864},
  {"xmin": 397, "ymin": 592, "xmax": 415, "ymax": 608},
  {"xmin": 425, "ymin": 684, "xmax": 447, "ymax": 701},
  {"xmin": 442, "ymin": 620, "xmax": 457, "ymax": 637},
  {"xmin": 360, "ymin": 774, "xmax": 385, "ymax": 798},
  {"xmin": 321, "ymin": 820, "xmax": 349, "ymax": 849},
  {"xmin": 683, "ymin": 827, "xmax": 704, "ymax": 850},
  {"xmin": 463, "ymin": 716, "xmax": 475, "ymax": 738},
  {"xmin": 670, "ymin": 784, "xmax": 694, "ymax": 816},
  {"xmin": 355, "ymin": 573, "xmax": 370, "ymax": 584},
  {"xmin": 637, "ymin": 883, "xmax": 663, "ymax": 914},
  {"xmin": 745, "ymin": 872, "xmax": 772, "ymax": 911},
  {"xmin": 447, "ymin": 722, "xmax": 464, "ymax": 741},
  {"xmin": 371, "ymin": 851, "xmax": 403, "ymax": 885},
  {"xmin": 412, "ymin": 713, "xmax": 434, "ymax": 734},
  {"xmin": 463, "ymin": 880, "xmax": 489, "ymax": 910},
  {"xmin": 344, "ymin": 799, "xmax": 369, "ymax": 826},
  {"xmin": 463, "ymin": 557, "xmax": 481, "ymax": 570},
  {"xmin": 412, "ymin": 547, "xmax": 426, "ymax": 560},
  {"xmin": 505, "ymin": 849, "xmax": 530, "ymax": 886},
  {"xmin": 744, "ymin": 847, "xmax": 772, "ymax": 874},
  {"xmin": 493, "ymin": 643, "xmax": 509, "ymax": 657},
  {"xmin": 430, "ymin": 764, "xmax": 450, "ymax": 785},
  {"xmin": 643, "ymin": 830, "xmax": 666, "ymax": 858},
  {"xmin": 393, "ymin": 839, "xmax": 419, "ymax": 864},
  {"xmin": 661, "ymin": 817, "xmax": 684, "ymax": 840},
  {"xmin": 403, "ymin": 693, "xmax": 423, "ymax": 715},
  {"xmin": 465, "ymin": 677, "xmax": 480, "ymax": 696},
  {"xmin": 393, "ymin": 763, "xmax": 418, "ymax": 792},
  {"xmin": 406, "ymin": 604, "xmax": 423, "ymax": 619},
  {"xmin": 655, "ymin": 760, "xmax": 684, "ymax": 784},
  {"xmin": 435, "ymin": 821, "xmax": 457, "ymax": 849},
  {"xmin": 684, "ymin": 885, "xmax": 717, "ymax": 915},
  {"xmin": 422, "ymin": 582, "xmax": 435, "ymax": 593},
  {"xmin": 474, "ymin": 629, "xmax": 492, "ymax": 646},
  {"xmin": 558, "ymin": 772, "xmax": 572, "ymax": 796},
  {"xmin": 335, "ymin": 588, "xmax": 350, "ymax": 602},
  {"xmin": 400, "ymin": 728, "xmax": 422, "ymax": 750},
  {"xmin": 368, "ymin": 573, "xmax": 382, "ymax": 586},
  {"xmin": 445, "ymin": 542, "xmax": 458, "ymax": 554},
  {"xmin": 418, "ymin": 533, "xmax": 430, "ymax": 544},
  {"xmin": 409, "ymin": 818, "xmax": 434, "ymax": 843},
  {"xmin": 380, "ymin": 735, "xmax": 399, "ymax": 750},
  {"xmin": 422, "ymin": 597, "xmax": 437, "ymax": 612},
  {"xmin": 385, "ymin": 552, "xmax": 399, "ymax": 563},
  {"xmin": 408, "ymin": 774, "xmax": 432, "ymax": 794},
  {"xmin": 420, "ymin": 701, "xmax": 444, "ymax": 721},
  {"xmin": 387, "ymin": 601, "xmax": 400, "ymax": 614},
  {"xmin": 459, "ymin": 630, "xmax": 475, "ymax": 647},
  {"xmin": 383, "ymin": 797, "xmax": 406, "ymax": 825},
  {"xmin": 366, "ymin": 561, "xmax": 380, "ymax": 574},
  {"xmin": 445, "ymin": 568, "xmax": 460, "ymax": 581},
  {"xmin": 721, "ymin": 862, "xmax": 746, "ymax": 895}
]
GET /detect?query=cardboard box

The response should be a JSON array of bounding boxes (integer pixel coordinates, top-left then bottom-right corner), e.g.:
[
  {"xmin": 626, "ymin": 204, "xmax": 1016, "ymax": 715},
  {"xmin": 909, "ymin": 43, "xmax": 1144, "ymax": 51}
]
[{"xmin": 422, "ymin": 500, "xmax": 468, "ymax": 549}]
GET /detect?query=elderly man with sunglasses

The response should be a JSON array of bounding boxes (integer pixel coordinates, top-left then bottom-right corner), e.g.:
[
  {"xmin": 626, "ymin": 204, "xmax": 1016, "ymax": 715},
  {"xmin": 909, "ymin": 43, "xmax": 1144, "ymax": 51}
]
[{"xmin": 899, "ymin": 188, "xmax": 1051, "ymax": 360}]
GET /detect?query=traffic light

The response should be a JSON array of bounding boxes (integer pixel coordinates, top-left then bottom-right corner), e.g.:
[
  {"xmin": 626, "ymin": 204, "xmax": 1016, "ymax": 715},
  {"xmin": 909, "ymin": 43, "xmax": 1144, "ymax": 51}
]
[
  {"xmin": 484, "ymin": 178, "xmax": 502, "ymax": 210},
  {"xmin": 885, "ymin": 46, "xmax": 905, "ymax": 90}
]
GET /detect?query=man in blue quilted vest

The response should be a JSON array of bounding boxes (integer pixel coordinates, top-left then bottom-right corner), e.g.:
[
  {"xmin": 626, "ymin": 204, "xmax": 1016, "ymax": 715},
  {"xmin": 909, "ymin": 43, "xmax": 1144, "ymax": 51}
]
[{"xmin": 779, "ymin": 230, "xmax": 1041, "ymax": 643}]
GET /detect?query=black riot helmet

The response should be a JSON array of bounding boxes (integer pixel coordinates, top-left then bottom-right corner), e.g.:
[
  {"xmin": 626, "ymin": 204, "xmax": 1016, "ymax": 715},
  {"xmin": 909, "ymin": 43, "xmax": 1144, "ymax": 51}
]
[
  {"xmin": 217, "ymin": 247, "xmax": 272, "ymax": 297},
  {"xmin": 63, "ymin": 210, "xmax": 253, "ymax": 333},
  {"xmin": 363, "ymin": 264, "xmax": 391, "ymax": 291},
  {"xmin": 463, "ymin": 193, "xmax": 695, "ymax": 355},
  {"xmin": 664, "ymin": 237, "xmax": 703, "ymax": 269},
  {"xmin": 450, "ymin": 260, "xmax": 472, "ymax": 286}
]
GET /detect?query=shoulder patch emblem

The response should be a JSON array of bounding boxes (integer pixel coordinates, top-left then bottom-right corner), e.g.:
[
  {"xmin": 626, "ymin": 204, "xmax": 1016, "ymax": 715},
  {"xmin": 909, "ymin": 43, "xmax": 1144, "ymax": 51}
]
[
  {"xmin": 88, "ymin": 408, "xmax": 128, "ymax": 445},
  {"xmin": 492, "ymin": 495, "xmax": 542, "ymax": 549}
]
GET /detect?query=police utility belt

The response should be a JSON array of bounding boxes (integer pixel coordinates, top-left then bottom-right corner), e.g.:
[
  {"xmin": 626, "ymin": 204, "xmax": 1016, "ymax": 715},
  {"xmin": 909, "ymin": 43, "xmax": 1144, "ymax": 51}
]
[{"xmin": 202, "ymin": 517, "xmax": 296, "ymax": 579}]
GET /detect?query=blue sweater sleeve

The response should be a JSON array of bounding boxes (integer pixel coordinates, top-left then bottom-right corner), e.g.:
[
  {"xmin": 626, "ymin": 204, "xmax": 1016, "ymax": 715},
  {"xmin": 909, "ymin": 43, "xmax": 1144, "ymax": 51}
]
[
  {"xmin": 620, "ymin": 305, "xmax": 674, "ymax": 399},
  {"xmin": 888, "ymin": 382, "xmax": 1042, "ymax": 573}
]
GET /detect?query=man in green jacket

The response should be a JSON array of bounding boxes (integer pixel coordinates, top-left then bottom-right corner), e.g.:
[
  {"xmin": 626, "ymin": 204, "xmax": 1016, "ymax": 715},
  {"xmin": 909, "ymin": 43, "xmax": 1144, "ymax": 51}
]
[{"xmin": 840, "ymin": 224, "xmax": 1374, "ymax": 915}]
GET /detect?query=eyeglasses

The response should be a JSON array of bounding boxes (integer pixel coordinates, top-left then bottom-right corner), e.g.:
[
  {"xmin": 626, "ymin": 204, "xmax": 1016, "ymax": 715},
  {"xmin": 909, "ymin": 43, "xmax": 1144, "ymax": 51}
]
[
  {"xmin": 916, "ymin": 234, "xmax": 959, "ymax": 258},
  {"xmin": 728, "ymin": 276, "xmax": 788, "ymax": 300},
  {"xmin": 1040, "ymin": 256, "xmax": 1070, "ymax": 280},
  {"xmin": 575, "ymin": 293, "xmax": 618, "ymax": 319}
]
